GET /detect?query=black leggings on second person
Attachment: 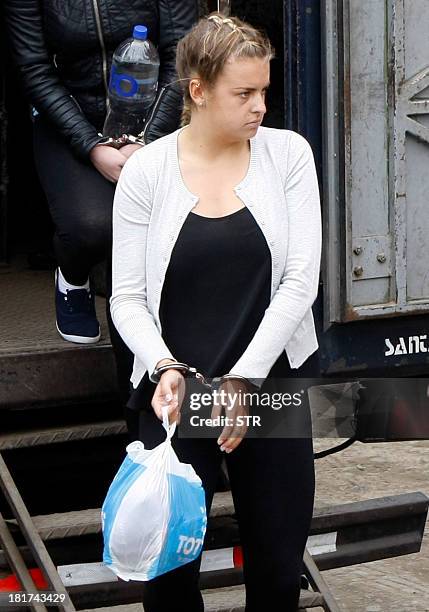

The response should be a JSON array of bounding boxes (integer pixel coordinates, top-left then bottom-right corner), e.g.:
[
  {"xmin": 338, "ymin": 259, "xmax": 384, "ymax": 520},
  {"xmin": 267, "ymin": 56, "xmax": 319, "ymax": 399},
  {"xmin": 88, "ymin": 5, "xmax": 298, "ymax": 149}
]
[
  {"xmin": 32, "ymin": 116, "xmax": 134, "ymax": 404},
  {"xmin": 33, "ymin": 116, "xmax": 114, "ymax": 285}
]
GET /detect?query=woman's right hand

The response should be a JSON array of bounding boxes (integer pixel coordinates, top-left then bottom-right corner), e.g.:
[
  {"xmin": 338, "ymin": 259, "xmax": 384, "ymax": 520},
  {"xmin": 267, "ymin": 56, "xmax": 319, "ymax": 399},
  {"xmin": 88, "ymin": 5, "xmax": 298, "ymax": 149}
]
[
  {"xmin": 151, "ymin": 369, "xmax": 186, "ymax": 425},
  {"xmin": 89, "ymin": 145, "xmax": 128, "ymax": 183}
]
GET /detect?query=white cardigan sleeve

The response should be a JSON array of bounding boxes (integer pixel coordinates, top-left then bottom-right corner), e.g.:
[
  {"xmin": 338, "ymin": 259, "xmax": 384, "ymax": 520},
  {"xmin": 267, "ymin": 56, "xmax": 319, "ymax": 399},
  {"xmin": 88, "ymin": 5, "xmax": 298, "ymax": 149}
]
[
  {"xmin": 228, "ymin": 132, "xmax": 322, "ymax": 384},
  {"xmin": 109, "ymin": 151, "xmax": 175, "ymax": 378}
]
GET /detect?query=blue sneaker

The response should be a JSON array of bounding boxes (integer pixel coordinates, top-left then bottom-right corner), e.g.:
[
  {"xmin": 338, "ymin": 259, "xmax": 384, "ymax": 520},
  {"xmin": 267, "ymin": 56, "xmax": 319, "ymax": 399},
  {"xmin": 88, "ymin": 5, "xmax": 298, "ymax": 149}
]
[{"xmin": 55, "ymin": 269, "xmax": 101, "ymax": 344}]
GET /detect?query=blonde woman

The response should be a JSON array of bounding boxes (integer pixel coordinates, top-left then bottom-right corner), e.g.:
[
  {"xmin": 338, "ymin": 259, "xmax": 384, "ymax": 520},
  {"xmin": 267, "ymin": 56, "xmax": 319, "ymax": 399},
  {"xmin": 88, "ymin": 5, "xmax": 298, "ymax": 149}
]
[{"xmin": 111, "ymin": 12, "xmax": 322, "ymax": 612}]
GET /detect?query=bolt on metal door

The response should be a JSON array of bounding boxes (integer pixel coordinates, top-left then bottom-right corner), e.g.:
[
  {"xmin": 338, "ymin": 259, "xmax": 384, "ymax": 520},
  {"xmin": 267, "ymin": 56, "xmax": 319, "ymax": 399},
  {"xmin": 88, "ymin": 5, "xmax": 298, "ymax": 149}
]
[{"xmin": 322, "ymin": 0, "xmax": 429, "ymax": 325}]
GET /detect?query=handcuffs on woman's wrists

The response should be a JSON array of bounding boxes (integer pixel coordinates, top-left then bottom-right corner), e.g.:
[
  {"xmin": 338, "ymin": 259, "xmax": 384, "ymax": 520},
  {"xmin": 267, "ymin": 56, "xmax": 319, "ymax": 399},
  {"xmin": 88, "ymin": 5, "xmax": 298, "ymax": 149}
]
[
  {"xmin": 212, "ymin": 373, "xmax": 256, "ymax": 390},
  {"xmin": 96, "ymin": 133, "xmax": 146, "ymax": 149},
  {"xmin": 150, "ymin": 362, "xmax": 212, "ymax": 388},
  {"xmin": 150, "ymin": 361, "xmax": 256, "ymax": 391}
]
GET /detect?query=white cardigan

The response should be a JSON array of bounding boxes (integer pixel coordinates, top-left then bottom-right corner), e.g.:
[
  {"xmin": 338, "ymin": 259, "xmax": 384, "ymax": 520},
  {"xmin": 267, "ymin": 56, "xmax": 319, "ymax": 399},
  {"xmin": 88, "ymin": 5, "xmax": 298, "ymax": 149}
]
[{"xmin": 110, "ymin": 125, "xmax": 322, "ymax": 389}]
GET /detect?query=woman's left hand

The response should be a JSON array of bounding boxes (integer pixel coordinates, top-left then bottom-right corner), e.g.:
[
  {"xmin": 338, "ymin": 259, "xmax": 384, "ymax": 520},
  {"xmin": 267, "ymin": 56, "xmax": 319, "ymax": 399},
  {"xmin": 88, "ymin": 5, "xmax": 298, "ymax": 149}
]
[
  {"xmin": 119, "ymin": 144, "xmax": 144, "ymax": 159},
  {"xmin": 211, "ymin": 378, "xmax": 250, "ymax": 453}
]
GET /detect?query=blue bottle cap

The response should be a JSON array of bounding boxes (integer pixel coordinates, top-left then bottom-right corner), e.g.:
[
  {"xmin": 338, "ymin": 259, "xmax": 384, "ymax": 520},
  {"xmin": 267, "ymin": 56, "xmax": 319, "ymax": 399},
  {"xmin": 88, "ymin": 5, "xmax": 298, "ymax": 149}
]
[{"xmin": 133, "ymin": 25, "xmax": 148, "ymax": 40}]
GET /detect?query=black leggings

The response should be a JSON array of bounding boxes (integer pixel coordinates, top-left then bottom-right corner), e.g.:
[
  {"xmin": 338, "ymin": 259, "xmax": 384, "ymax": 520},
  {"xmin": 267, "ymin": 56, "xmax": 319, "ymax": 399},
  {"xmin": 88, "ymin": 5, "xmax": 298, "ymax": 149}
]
[
  {"xmin": 133, "ymin": 350, "xmax": 319, "ymax": 612},
  {"xmin": 136, "ymin": 408, "xmax": 315, "ymax": 612},
  {"xmin": 32, "ymin": 116, "xmax": 134, "ymax": 403}
]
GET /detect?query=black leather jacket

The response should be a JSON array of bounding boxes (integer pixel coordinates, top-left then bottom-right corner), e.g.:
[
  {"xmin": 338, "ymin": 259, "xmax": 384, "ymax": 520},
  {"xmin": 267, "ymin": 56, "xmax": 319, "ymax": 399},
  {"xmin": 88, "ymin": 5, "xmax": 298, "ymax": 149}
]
[{"xmin": 4, "ymin": 0, "xmax": 198, "ymax": 161}]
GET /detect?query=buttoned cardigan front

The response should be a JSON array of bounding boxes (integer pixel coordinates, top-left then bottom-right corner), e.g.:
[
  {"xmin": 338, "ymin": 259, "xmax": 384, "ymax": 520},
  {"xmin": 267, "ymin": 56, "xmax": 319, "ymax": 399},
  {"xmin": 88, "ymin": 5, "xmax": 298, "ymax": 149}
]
[{"xmin": 110, "ymin": 125, "xmax": 322, "ymax": 389}]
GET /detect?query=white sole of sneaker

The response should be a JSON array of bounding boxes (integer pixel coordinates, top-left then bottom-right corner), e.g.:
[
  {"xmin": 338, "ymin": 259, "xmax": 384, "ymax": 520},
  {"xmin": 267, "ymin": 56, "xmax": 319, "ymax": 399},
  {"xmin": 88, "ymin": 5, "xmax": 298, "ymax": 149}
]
[{"xmin": 56, "ymin": 322, "xmax": 101, "ymax": 344}]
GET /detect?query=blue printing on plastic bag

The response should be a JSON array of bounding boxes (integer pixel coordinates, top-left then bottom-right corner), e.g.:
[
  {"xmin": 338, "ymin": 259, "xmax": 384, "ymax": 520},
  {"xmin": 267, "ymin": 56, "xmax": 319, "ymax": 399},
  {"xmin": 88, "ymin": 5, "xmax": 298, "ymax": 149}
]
[
  {"xmin": 148, "ymin": 472, "xmax": 207, "ymax": 579},
  {"xmin": 102, "ymin": 455, "xmax": 147, "ymax": 565}
]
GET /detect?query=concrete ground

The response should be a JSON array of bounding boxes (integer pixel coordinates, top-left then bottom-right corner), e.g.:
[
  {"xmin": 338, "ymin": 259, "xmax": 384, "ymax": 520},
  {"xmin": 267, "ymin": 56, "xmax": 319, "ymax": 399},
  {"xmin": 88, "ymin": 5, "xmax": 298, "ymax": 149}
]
[{"xmin": 313, "ymin": 438, "xmax": 429, "ymax": 612}]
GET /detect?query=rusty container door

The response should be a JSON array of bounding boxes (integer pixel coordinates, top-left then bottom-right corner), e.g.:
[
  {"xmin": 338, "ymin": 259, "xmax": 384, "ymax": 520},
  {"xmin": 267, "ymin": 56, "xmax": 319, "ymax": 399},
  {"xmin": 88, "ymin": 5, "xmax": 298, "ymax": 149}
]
[{"xmin": 322, "ymin": 0, "xmax": 429, "ymax": 325}]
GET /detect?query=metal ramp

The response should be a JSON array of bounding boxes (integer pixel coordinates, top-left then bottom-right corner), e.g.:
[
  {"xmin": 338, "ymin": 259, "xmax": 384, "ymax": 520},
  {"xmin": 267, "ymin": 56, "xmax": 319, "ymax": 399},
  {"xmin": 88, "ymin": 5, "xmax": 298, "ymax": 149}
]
[
  {"xmin": 2, "ymin": 444, "xmax": 428, "ymax": 611},
  {"xmin": 0, "ymin": 453, "xmax": 75, "ymax": 612},
  {"xmin": 0, "ymin": 450, "xmax": 337, "ymax": 611},
  {"xmin": 0, "ymin": 456, "xmax": 334, "ymax": 611}
]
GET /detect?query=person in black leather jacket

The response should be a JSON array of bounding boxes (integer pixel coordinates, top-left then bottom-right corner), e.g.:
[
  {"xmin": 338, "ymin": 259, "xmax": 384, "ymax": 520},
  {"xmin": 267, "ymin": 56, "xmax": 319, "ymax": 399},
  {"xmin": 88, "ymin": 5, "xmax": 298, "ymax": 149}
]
[
  {"xmin": 4, "ymin": 0, "xmax": 198, "ymax": 406},
  {"xmin": 5, "ymin": 0, "xmax": 198, "ymax": 159}
]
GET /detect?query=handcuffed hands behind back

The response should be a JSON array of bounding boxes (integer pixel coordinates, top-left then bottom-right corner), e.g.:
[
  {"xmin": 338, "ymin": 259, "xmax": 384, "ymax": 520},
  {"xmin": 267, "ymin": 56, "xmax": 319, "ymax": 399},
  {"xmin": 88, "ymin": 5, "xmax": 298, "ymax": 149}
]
[{"xmin": 89, "ymin": 143, "xmax": 142, "ymax": 183}]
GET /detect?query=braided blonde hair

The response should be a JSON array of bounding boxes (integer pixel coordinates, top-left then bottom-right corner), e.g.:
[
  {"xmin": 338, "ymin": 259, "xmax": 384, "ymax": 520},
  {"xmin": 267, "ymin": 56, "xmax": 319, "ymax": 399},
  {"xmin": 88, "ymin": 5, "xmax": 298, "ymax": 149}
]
[{"xmin": 176, "ymin": 12, "xmax": 274, "ymax": 126}]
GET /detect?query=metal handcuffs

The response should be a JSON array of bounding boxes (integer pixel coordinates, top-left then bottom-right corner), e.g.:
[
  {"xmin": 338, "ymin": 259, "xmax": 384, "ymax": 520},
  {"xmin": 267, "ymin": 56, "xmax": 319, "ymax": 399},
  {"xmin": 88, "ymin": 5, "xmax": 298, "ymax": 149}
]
[
  {"xmin": 96, "ymin": 133, "xmax": 146, "ymax": 149},
  {"xmin": 150, "ymin": 361, "xmax": 255, "ymax": 391}
]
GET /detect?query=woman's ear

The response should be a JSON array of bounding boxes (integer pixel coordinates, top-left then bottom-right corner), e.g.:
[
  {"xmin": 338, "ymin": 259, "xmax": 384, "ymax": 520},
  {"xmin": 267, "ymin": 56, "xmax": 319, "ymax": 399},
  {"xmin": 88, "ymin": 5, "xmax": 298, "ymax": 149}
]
[{"xmin": 189, "ymin": 78, "xmax": 206, "ymax": 107}]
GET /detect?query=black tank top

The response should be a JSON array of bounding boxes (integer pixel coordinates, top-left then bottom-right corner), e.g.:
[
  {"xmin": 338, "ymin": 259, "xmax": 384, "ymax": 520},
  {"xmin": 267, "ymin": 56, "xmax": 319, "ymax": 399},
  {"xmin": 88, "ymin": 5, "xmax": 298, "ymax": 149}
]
[
  {"xmin": 127, "ymin": 205, "xmax": 291, "ymax": 411},
  {"xmin": 159, "ymin": 206, "xmax": 271, "ymax": 377}
]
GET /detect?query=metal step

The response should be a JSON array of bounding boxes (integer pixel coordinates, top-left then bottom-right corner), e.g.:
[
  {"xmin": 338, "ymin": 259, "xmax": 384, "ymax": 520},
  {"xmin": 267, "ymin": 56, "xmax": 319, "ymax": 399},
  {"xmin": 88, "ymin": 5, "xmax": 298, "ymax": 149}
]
[
  {"xmin": 3, "ymin": 491, "xmax": 427, "ymax": 570},
  {"xmin": 0, "ymin": 263, "xmax": 118, "ymax": 408},
  {"xmin": 6, "ymin": 492, "xmax": 235, "ymax": 541},
  {"xmin": 0, "ymin": 420, "xmax": 127, "ymax": 451}
]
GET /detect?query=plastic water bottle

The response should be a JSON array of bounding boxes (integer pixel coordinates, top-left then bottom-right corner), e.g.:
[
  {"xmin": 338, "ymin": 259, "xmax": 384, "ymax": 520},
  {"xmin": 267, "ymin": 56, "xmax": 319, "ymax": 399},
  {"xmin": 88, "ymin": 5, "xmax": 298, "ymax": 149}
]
[{"xmin": 102, "ymin": 25, "xmax": 160, "ymax": 139}]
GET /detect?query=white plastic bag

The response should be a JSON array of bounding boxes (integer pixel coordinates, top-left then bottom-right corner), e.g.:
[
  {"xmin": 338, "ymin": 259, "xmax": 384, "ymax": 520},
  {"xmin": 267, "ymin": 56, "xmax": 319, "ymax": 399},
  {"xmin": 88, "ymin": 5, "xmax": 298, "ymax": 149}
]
[{"xmin": 101, "ymin": 406, "xmax": 207, "ymax": 581}]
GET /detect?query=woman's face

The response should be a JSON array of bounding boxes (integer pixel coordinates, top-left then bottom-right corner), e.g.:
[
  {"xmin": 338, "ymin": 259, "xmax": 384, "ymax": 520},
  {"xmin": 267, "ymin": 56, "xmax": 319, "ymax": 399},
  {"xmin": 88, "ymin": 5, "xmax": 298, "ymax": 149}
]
[{"xmin": 202, "ymin": 56, "xmax": 270, "ymax": 141}]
